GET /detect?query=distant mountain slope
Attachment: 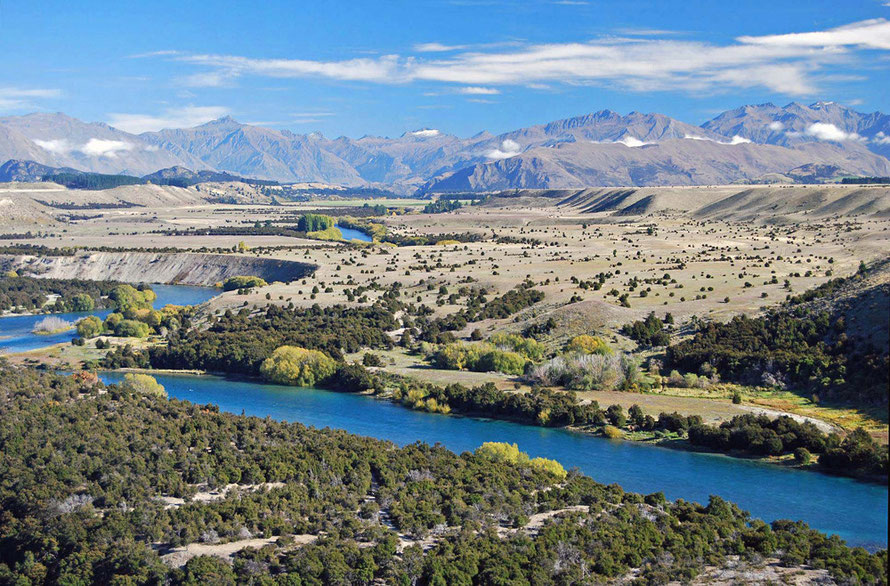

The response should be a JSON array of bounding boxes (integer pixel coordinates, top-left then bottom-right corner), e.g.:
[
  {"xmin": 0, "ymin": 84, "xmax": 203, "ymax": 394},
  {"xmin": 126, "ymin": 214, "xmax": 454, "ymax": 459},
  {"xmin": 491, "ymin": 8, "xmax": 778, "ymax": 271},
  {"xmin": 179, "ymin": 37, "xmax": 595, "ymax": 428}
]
[
  {"xmin": 418, "ymin": 138, "xmax": 890, "ymax": 193},
  {"xmin": 0, "ymin": 159, "xmax": 84, "ymax": 182},
  {"xmin": 0, "ymin": 103, "xmax": 888, "ymax": 192},
  {"xmin": 141, "ymin": 117, "xmax": 363, "ymax": 185},
  {"xmin": 483, "ymin": 184, "xmax": 890, "ymax": 223},
  {"xmin": 702, "ymin": 102, "xmax": 890, "ymax": 158},
  {"xmin": 0, "ymin": 113, "xmax": 206, "ymax": 175}
]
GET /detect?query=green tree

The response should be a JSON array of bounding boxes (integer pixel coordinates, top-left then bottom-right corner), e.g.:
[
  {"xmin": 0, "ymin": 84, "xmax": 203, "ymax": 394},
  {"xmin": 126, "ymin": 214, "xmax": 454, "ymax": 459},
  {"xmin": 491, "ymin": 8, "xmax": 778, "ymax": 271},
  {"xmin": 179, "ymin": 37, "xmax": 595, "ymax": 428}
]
[
  {"xmin": 260, "ymin": 346, "xmax": 337, "ymax": 387},
  {"xmin": 76, "ymin": 315, "xmax": 104, "ymax": 338},
  {"xmin": 119, "ymin": 373, "xmax": 167, "ymax": 398}
]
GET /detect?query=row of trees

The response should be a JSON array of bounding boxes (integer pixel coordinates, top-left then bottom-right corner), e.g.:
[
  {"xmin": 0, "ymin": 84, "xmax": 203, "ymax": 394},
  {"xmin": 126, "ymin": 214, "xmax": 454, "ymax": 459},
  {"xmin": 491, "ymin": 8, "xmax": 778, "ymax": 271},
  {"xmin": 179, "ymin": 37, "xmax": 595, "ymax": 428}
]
[
  {"xmin": 0, "ymin": 275, "xmax": 136, "ymax": 314},
  {"xmin": 688, "ymin": 414, "xmax": 887, "ymax": 479}
]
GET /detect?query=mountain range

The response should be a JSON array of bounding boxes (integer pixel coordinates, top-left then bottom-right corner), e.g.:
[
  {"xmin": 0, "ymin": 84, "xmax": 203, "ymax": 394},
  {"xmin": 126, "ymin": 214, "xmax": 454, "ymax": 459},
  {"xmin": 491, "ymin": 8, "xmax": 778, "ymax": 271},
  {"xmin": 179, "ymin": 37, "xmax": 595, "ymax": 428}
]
[{"xmin": 1, "ymin": 102, "xmax": 888, "ymax": 194}]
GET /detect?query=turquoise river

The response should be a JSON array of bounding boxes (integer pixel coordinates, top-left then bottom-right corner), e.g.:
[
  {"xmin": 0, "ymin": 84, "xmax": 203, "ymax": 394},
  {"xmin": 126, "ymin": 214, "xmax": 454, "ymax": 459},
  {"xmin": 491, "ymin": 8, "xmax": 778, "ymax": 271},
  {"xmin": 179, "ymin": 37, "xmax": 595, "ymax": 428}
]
[{"xmin": 99, "ymin": 371, "xmax": 888, "ymax": 551}]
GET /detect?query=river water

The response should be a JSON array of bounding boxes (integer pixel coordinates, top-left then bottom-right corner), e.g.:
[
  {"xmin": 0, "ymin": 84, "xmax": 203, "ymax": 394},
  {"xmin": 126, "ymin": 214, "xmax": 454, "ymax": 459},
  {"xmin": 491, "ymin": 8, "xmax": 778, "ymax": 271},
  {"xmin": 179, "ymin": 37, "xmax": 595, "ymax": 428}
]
[
  {"xmin": 336, "ymin": 224, "xmax": 373, "ymax": 242},
  {"xmin": 0, "ymin": 284, "xmax": 218, "ymax": 354},
  {"xmin": 98, "ymin": 371, "xmax": 889, "ymax": 550}
]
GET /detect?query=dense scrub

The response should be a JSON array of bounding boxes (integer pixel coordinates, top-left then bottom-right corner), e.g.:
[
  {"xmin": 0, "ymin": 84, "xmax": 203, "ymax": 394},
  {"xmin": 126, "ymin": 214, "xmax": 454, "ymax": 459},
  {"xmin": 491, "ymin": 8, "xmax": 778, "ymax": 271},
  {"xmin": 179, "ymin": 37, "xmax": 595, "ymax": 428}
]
[
  {"xmin": 149, "ymin": 304, "xmax": 398, "ymax": 373},
  {"xmin": 666, "ymin": 269, "xmax": 889, "ymax": 405},
  {"xmin": 0, "ymin": 367, "xmax": 885, "ymax": 585},
  {"xmin": 0, "ymin": 275, "xmax": 140, "ymax": 313},
  {"xmin": 688, "ymin": 414, "xmax": 888, "ymax": 480}
]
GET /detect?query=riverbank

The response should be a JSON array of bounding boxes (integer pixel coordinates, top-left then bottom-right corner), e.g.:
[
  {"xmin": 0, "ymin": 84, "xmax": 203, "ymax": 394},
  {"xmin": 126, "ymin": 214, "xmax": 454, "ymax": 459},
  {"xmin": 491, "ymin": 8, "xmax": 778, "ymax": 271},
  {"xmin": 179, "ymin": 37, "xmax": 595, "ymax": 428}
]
[
  {"xmin": 96, "ymin": 365, "xmax": 886, "ymax": 486},
  {"xmin": 94, "ymin": 368, "xmax": 890, "ymax": 550}
]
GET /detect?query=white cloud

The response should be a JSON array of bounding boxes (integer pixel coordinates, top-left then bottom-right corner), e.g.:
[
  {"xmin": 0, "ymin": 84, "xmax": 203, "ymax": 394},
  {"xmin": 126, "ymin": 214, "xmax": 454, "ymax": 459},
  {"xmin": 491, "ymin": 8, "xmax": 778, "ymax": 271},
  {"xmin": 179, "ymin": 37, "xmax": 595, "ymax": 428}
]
[
  {"xmin": 616, "ymin": 136, "xmax": 649, "ymax": 147},
  {"xmin": 486, "ymin": 138, "xmax": 521, "ymax": 159},
  {"xmin": 128, "ymin": 49, "xmax": 181, "ymax": 59},
  {"xmin": 413, "ymin": 42, "xmax": 469, "ymax": 52},
  {"xmin": 33, "ymin": 138, "xmax": 74, "ymax": 154},
  {"xmin": 768, "ymin": 121, "xmax": 785, "ymax": 131},
  {"xmin": 158, "ymin": 18, "xmax": 888, "ymax": 97},
  {"xmin": 874, "ymin": 131, "xmax": 890, "ymax": 145},
  {"xmin": 108, "ymin": 106, "xmax": 231, "ymax": 133},
  {"xmin": 0, "ymin": 87, "xmax": 61, "ymax": 111},
  {"xmin": 458, "ymin": 86, "xmax": 500, "ymax": 95},
  {"xmin": 80, "ymin": 139, "xmax": 135, "ymax": 158},
  {"xmin": 805, "ymin": 122, "xmax": 861, "ymax": 141},
  {"xmin": 683, "ymin": 134, "xmax": 752, "ymax": 145},
  {"xmin": 409, "ymin": 129, "xmax": 441, "ymax": 137},
  {"xmin": 738, "ymin": 18, "xmax": 890, "ymax": 50}
]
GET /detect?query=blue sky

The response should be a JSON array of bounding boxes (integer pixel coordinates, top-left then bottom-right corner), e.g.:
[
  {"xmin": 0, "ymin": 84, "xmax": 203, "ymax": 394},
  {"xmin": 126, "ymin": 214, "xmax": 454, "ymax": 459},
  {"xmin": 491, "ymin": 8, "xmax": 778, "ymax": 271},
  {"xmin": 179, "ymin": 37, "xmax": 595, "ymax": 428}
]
[{"xmin": 2, "ymin": 0, "xmax": 888, "ymax": 137}]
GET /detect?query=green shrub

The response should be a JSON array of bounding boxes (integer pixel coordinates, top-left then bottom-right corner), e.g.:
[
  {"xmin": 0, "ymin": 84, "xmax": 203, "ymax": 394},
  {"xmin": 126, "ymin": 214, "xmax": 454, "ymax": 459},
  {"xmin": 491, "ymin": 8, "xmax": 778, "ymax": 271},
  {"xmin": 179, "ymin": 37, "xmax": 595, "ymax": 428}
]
[
  {"xmin": 566, "ymin": 334, "xmax": 613, "ymax": 355},
  {"xmin": 115, "ymin": 319, "xmax": 150, "ymax": 338},
  {"xmin": 222, "ymin": 276, "xmax": 268, "ymax": 291},
  {"xmin": 119, "ymin": 373, "xmax": 167, "ymax": 398},
  {"xmin": 260, "ymin": 345, "xmax": 337, "ymax": 387},
  {"xmin": 76, "ymin": 315, "xmax": 104, "ymax": 338}
]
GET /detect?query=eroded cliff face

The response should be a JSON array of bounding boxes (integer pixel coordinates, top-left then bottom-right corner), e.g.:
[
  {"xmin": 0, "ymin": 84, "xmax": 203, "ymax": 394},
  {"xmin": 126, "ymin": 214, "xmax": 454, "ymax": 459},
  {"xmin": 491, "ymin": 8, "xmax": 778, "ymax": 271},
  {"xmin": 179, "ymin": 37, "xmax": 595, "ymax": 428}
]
[{"xmin": 2, "ymin": 252, "xmax": 315, "ymax": 286}]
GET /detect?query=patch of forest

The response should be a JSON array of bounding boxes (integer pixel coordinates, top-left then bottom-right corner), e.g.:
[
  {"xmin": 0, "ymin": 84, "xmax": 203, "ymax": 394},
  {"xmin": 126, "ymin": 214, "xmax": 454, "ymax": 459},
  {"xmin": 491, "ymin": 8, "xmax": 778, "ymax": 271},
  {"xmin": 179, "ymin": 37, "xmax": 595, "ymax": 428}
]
[{"xmin": 0, "ymin": 367, "xmax": 885, "ymax": 585}]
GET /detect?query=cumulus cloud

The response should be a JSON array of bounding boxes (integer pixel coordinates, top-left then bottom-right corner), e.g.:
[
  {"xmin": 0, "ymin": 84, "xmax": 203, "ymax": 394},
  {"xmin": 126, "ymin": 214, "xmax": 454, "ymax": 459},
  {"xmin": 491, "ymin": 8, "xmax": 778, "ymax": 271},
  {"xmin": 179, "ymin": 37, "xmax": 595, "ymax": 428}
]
[
  {"xmin": 408, "ymin": 129, "xmax": 441, "ymax": 137},
  {"xmin": 768, "ymin": 121, "xmax": 785, "ymax": 131},
  {"xmin": 874, "ymin": 131, "xmax": 890, "ymax": 145},
  {"xmin": 805, "ymin": 122, "xmax": 861, "ymax": 141},
  {"xmin": 33, "ymin": 139, "xmax": 74, "ymax": 154},
  {"xmin": 615, "ymin": 136, "xmax": 649, "ymax": 147},
  {"xmin": 0, "ymin": 87, "xmax": 61, "ymax": 111},
  {"xmin": 107, "ymin": 106, "xmax": 231, "ymax": 133},
  {"xmin": 80, "ymin": 139, "xmax": 136, "ymax": 157},
  {"xmin": 486, "ymin": 138, "xmax": 521, "ymax": 159}
]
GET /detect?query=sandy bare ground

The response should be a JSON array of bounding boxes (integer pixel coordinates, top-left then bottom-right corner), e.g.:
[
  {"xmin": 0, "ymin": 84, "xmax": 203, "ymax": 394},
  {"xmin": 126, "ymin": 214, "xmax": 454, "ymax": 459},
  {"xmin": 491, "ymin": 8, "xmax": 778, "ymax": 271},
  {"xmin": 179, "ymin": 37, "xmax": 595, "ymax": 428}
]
[
  {"xmin": 159, "ymin": 534, "xmax": 317, "ymax": 567},
  {"xmin": 497, "ymin": 505, "xmax": 589, "ymax": 538},
  {"xmin": 157, "ymin": 482, "xmax": 286, "ymax": 509},
  {"xmin": 676, "ymin": 556, "xmax": 835, "ymax": 585}
]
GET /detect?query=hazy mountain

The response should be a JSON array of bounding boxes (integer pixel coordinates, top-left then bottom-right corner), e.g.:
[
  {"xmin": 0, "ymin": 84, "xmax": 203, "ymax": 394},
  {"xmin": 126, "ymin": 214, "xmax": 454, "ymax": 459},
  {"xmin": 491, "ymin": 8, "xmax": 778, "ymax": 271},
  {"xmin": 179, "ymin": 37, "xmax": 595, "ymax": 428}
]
[
  {"xmin": 702, "ymin": 102, "xmax": 890, "ymax": 157},
  {"xmin": 418, "ymin": 138, "xmax": 890, "ymax": 193},
  {"xmin": 141, "ymin": 166, "xmax": 273, "ymax": 186},
  {"xmin": 1, "ymin": 103, "xmax": 888, "ymax": 193},
  {"xmin": 0, "ymin": 159, "xmax": 84, "ymax": 182},
  {"xmin": 0, "ymin": 113, "xmax": 205, "ymax": 175},
  {"xmin": 141, "ymin": 117, "xmax": 363, "ymax": 185}
]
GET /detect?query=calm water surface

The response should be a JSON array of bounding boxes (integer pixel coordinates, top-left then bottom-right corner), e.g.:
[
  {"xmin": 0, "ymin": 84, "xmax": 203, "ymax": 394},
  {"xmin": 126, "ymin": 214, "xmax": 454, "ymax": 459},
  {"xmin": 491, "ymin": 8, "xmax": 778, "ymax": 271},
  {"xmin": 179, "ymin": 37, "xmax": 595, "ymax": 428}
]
[
  {"xmin": 336, "ymin": 224, "xmax": 373, "ymax": 242},
  {"xmin": 0, "ymin": 284, "xmax": 218, "ymax": 354},
  {"xmin": 100, "ymin": 371, "xmax": 889, "ymax": 550}
]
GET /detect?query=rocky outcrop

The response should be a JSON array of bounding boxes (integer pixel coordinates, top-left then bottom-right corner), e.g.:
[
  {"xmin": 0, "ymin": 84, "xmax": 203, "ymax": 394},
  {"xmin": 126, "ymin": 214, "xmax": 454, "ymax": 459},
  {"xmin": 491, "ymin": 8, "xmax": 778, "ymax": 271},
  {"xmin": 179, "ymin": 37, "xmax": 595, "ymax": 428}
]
[{"xmin": 3, "ymin": 252, "xmax": 315, "ymax": 286}]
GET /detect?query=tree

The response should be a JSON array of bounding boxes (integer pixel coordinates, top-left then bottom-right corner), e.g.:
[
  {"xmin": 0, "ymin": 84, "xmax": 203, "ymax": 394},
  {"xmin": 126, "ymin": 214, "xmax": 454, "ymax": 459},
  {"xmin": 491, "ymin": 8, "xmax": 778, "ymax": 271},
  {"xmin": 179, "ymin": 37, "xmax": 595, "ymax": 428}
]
[
  {"xmin": 68, "ymin": 293, "xmax": 95, "ymax": 312},
  {"xmin": 119, "ymin": 373, "xmax": 167, "ymax": 398},
  {"xmin": 76, "ymin": 315, "xmax": 104, "ymax": 338},
  {"xmin": 175, "ymin": 555, "xmax": 236, "ymax": 586},
  {"xmin": 566, "ymin": 335, "xmax": 612, "ymax": 355},
  {"xmin": 115, "ymin": 319, "xmax": 150, "ymax": 339},
  {"xmin": 260, "ymin": 346, "xmax": 337, "ymax": 387}
]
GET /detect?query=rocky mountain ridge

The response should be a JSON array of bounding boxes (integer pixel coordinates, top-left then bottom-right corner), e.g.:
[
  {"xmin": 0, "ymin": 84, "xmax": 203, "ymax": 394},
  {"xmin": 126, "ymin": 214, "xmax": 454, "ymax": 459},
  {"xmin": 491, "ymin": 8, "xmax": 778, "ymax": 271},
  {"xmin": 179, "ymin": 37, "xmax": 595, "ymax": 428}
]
[{"xmin": 0, "ymin": 102, "xmax": 887, "ymax": 193}]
